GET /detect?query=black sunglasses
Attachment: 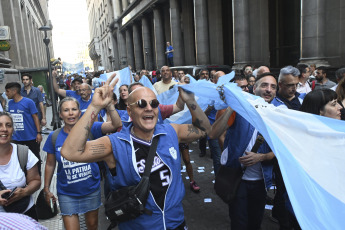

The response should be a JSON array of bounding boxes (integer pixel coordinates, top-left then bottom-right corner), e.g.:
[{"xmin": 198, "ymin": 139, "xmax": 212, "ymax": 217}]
[{"xmin": 129, "ymin": 99, "xmax": 160, "ymax": 109}]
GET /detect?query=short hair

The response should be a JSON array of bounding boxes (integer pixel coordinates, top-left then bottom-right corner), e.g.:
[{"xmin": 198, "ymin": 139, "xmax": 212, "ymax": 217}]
[
  {"xmin": 300, "ymin": 89, "xmax": 337, "ymax": 115},
  {"xmin": 5, "ymin": 82, "xmax": 21, "ymax": 93},
  {"xmin": 21, "ymin": 73, "xmax": 32, "ymax": 80},
  {"xmin": 178, "ymin": 70, "xmax": 185, "ymax": 74},
  {"xmin": 255, "ymin": 72, "xmax": 277, "ymax": 86},
  {"xmin": 128, "ymin": 82, "xmax": 144, "ymax": 94},
  {"xmin": 242, "ymin": 64, "xmax": 252, "ymax": 72},
  {"xmin": 0, "ymin": 111, "xmax": 13, "ymax": 126},
  {"xmin": 335, "ymin": 68, "xmax": 345, "ymax": 80},
  {"xmin": 297, "ymin": 65, "xmax": 309, "ymax": 77},
  {"xmin": 230, "ymin": 74, "xmax": 247, "ymax": 83},
  {"xmin": 58, "ymin": 97, "xmax": 80, "ymax": 114},
  {"xmin": 278, "ymin": 66, "xmax": 300, "ymax": 82},
  {"xmin": 316, "ymin": 66, "xmax": 328, "ymax": 75},
  {"xmin": 72, "ymin": 77, "xmax": 83, "ymax": 84}
]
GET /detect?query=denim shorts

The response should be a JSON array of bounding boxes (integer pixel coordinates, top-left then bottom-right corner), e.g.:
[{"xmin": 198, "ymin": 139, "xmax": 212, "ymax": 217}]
[{"xmin": 58, "ymin": 187, "xmax": 101, "ymax": 216}]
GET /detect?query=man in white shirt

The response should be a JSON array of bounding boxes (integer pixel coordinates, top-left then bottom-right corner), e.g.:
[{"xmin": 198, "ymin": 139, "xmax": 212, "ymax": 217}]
[
  {"xmin": 153, "ymin": 66, "xmax": 177, "ymax": 95},
  {"xmin": 297, "ymin": 64, "xmax": 312, "ymax": 94}
]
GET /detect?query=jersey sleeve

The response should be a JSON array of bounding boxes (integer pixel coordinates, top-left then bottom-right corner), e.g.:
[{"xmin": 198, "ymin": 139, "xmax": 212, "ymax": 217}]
[
  {"xmin": 37, "ymin": 89, "xmax": 43, "ymax": 103},
  {"xmin": 43, "ymin": 132, "xmax": 55, "ymax": 154},
  {"xmin": 27, "ymin": 99, "xmax": 38, "ymax": 115}
]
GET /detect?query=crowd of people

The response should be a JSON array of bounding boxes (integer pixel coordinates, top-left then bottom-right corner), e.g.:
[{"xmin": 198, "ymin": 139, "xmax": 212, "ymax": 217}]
[{"xmin": 0, "ymin": 61, "xmax": 344, "ymax": 230}]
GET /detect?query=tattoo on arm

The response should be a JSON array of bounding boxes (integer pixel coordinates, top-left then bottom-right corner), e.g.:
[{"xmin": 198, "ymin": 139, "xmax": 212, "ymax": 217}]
[
  {"xmin": 187, "ymin": 124, "xmax": 199, "ymax": 136},
  {"xmin": 89, "ymin": 144, "xmax": 107, "ymax": 155},
  {"xmin": 189, "ymin": 104, "xmax": 197, "ymax": 110},
  {"xmin": 192, "ymin": 119, "xmax": 206, "ymax": 131}
]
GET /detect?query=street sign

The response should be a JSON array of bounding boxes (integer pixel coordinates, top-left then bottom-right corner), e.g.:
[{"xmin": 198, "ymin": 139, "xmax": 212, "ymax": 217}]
[{"xmin": 0, "ymin": 41, "xmax": 10, "ymax": 51}]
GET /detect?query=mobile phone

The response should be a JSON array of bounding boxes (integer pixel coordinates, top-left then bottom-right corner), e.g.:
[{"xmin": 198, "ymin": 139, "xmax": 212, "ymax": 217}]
[
  {"xmin": 4, "ymin": 187, "xmax": 17, "ymax": 199},
  {"xmin": 50, "ymin": 198, "xmax": 54, "ymax": 212}
]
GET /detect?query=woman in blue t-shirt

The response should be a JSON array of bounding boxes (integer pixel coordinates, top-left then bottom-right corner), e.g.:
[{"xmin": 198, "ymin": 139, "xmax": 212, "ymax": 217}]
[{"xmin": 42, "ymin": 97, "xmax": 121, "ymax": 230}]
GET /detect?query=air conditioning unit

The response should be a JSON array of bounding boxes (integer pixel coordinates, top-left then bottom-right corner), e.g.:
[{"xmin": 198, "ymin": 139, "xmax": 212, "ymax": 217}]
[{"xmin": 0, "ymin": 26, "xmax": 11, "ymax": 40}]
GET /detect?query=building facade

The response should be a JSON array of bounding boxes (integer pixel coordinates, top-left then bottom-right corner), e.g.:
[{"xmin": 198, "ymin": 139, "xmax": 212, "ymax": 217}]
[
  {"xmin": 94, "ymin": 0, "xmax": 345, "ymax": 73},
  {"xmin": 0, "ymin": 0, "xmax": 53, "ymax": 70},
  {"xmin": 87, "ymin": 0, "xmax": 116, "ymax": 71}
]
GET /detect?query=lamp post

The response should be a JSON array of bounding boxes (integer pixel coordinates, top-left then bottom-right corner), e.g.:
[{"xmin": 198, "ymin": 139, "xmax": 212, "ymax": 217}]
[{"xmin": 39, "ymin": 25, "xmax": 61, "ymax": 129}]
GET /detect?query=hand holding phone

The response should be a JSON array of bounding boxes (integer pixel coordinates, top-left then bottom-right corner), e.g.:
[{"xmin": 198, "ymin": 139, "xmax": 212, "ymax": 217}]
[
  {"xmin": 50, "ymin": 198, "xmax": 54, "ymax": 212},
  {"xmin": 3, "ymin": 187, "xmax": 17, "ymax": 200}
]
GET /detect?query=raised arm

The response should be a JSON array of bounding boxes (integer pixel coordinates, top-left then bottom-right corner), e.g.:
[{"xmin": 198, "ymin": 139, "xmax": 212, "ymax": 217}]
[
  {"xmin": 171, "ymin": 87, "xmax": 211, "ymax": 143},
  {"xmin": 61, "ymin": 75, "xmax": 117, "ymax": 166},
  {"xmin": 52, "ymin": 70, "xmax": 67, "ymax": 97},
  {"xmin": 101, "ymin": 96, "xmax": 122, "ymax": 134},
  {"xmin": 172, "ymin": 92, "xmax": 185, "ymax": 114},
  {"xmin": 208, "ymin": 107, "xmax": 234, "ymax": 139}
]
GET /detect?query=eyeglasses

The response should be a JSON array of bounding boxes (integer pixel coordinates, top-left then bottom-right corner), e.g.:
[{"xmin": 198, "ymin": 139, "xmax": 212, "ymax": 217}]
[
  {"xmin": 129, "ymin": 99, "xmax": 160, "ymax": 109},
  {"xmin": 79, "ymin": 89, "xmax": 90, "ymax": 92},
  {"xmin": 240, "ymin": 85, "xmax": 249, "ymax": 89}
]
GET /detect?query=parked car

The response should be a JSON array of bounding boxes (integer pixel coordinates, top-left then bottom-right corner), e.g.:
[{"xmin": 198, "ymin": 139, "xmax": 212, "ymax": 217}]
[{"xmin": 170, "ymin": 65, "xmax": 232, "ymax": 80}]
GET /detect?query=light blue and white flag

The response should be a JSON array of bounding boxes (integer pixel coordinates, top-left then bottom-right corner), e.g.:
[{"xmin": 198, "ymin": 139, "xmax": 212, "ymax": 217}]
[
  {"xmin": 62, "ymin": 61, "xmax": 84, "ymax": 73},
  {"xmin": 99, "ymin": 67, "xmax": 132, "ymax": 98},
  {"xmin": 139, "ymin": 76, "xmax": 158, "ymax": 95},
  {"xmin": 179, "ymin": 82, "xmax": 345, "ymax": 230}
]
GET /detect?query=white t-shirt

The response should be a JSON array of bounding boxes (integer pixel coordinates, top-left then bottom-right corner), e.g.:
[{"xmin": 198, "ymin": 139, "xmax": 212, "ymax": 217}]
[
  {"xmin": 242, "ymin": 130, "xmax": 264, "ymax": 181},
  {"xmin": 0, "ymin": 144, "xmax": 39, "ymax": 213}
]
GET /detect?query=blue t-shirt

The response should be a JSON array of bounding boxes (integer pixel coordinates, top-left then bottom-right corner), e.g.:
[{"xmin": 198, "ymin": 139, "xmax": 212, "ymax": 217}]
[
  {"xmin": 166, "ymin": 45, "xmax": 173, "ymax": 58},
  {"xmin": 20, "ymin": 87, "xmax": 43, "ymax": 120},
  {"xmin": 66, "ymin": 90, "xmax": 81, "ymax": 100},
  {"xmin": 8, "ymin": 97, "xmax": 38, "ymax": 141},
  {"xmin": 43, "ymin": 122, "xmax": 103, "ymax": 196},
  {"xmin": 78, "ymin": 94, "xmax": 105, "ymax": 119}
]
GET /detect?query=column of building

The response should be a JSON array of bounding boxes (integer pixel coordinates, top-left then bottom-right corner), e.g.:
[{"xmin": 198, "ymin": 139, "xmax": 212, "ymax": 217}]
[
  {"xmin": 232, "ymin": 0, "xmax": 250, "ymax": 69},
  {"xmin": 125, "ymin": 27, "xmax": 135, "ymax": 69},
  {"xmin": 169, "ymin": 0, "xmax": 184, "ymax": 66},
  {"xmin": 142, "ymin": 16, "xmax": 153, "ymax": 70},
  {"xmin": 153, "ymin": 7, "xmax": 165, "ymax": 69},
  {"xmin": 299, "ymin": 0, "xmax": 329, "ymax": 66},
  {"xmin": 133, "ymin": 22, "xmax": 144, "ymax": 71},
  {"xmin": 117, "ymin": 30, "xmax": 127, "ymax": 69},
  {"xmin": 181, "ymin": 0, "xmax": 195, "ymax": 65},
  {"xmin": 207, "ymin": 0, "xmax": 223, "ymax": 65},
  {"xmin": 194, "ymin": 0, "xmax": 210, "ymax": 65}
]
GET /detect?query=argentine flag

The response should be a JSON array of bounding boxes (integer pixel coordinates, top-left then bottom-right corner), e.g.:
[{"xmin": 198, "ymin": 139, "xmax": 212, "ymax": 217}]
[
  {"xmin": 179, "ymin": 82, "xmax": 345, "ymax": 230},
  {"xmin": 99, "ymin": 67, "xmax": 132, "ymax": 99}
]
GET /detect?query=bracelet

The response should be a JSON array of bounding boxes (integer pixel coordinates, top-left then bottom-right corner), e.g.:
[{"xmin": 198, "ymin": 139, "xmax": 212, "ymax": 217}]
[{"xmin": 37, "ymin": 131, "xmax": 42, "ymax": 134}]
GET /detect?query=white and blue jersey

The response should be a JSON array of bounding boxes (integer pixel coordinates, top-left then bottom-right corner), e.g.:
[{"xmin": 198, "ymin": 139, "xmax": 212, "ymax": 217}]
[
  {"xmin": 8, "ymin": 97, "xmax": 38, "ymax": 141},
  {"xmin": 43, "ymin": 122, "xmax": 103, "ymax": 196}
]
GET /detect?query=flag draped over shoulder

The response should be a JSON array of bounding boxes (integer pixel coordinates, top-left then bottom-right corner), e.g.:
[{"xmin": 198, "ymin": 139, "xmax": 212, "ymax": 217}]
[{"xmin": 179, "ymin": 82, "xmax": 345, "ymax": 230}]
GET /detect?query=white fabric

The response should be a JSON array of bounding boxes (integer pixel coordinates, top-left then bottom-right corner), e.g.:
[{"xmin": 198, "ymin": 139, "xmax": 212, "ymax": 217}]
[
  {"xmin": 0, "ymin": 143, "xmax": 38, "ymax": 213},
  {"xmin": 242, "ymin": 129, "xmax": 264, "ymax": 181}
]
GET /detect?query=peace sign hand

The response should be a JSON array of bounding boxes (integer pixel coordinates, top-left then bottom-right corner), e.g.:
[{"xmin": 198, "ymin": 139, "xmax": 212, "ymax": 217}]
[{"xmin": 91, "ymin": 73, "xmax": 119, "ymax": 110}]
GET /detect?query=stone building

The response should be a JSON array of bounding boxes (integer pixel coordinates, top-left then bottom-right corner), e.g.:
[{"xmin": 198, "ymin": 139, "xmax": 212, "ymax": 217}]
[
  {"xmin": 89, "ymin": 0, "xmax": 345, "ymax": 72},
  {"xmin": 0, "ymin": 0, "xmax": 54, "ymax": 70},
  {"xmin": 87, "ymin": 0, "xmax": 116, "ymax": 71}
]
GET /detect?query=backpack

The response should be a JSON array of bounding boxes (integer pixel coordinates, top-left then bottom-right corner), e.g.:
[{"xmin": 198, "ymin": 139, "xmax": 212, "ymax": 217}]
[{"xmin": 17, "ymin": 144, "xmax": 29, "ymax": 175}]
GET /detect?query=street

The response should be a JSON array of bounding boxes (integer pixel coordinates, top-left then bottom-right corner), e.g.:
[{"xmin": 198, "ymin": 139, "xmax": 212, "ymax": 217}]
[{"xmin": 37, "ymin": 106, "xmax": 279, "ymax": 230}]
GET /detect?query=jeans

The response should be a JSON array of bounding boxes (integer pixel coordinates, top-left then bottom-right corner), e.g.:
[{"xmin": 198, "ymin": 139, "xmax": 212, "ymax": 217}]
[{"xmin": 229, "ymin": 180, "xmax": 267, "ymax": 230}]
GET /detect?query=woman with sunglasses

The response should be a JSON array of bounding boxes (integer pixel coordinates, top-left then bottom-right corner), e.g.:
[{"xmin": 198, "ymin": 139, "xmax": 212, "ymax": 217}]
[{"xmin": 43, "ymin": 96, "xmax": 121, "ymax": 230}]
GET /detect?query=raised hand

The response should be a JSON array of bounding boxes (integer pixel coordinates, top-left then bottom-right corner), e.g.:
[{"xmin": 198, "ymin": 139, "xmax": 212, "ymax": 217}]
[{"xmin": 91, "ymin": 73, "xmax": 119, "ymax": 110}]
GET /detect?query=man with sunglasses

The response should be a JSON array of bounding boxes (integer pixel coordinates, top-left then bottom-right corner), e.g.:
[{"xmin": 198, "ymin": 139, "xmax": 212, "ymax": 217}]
[
  {"xmin": 61, "ymin": 74, "xmax": 211, "ymax": 230},
  {"xmin": 272, "ymin": 66, "xmax": 305, "ymax": 110}
]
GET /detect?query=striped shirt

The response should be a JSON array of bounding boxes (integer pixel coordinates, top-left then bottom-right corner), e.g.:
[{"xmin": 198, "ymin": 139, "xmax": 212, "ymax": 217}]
[{"xmin": 0, "ymin": 213, "xmax": 47, "ymax": 230}]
